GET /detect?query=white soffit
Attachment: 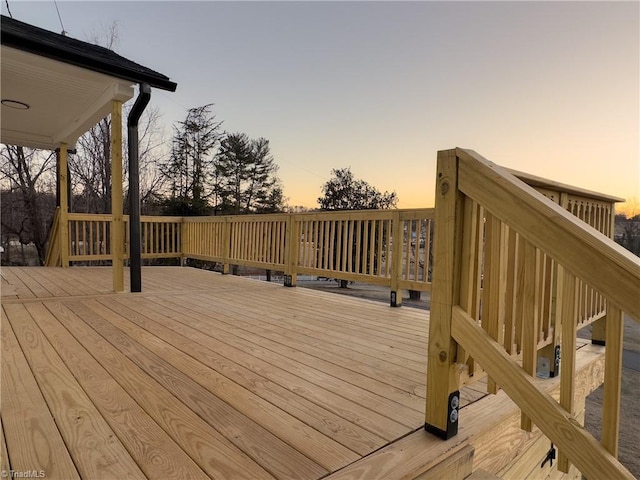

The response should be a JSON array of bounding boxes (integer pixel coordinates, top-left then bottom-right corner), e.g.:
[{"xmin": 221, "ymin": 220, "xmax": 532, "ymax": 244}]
[{"xmin": 1, "ymin": 46, "xmax": 134, "ymax": 150}]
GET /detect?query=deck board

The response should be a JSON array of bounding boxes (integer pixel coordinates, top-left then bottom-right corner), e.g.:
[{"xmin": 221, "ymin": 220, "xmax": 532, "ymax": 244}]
[
  {"xmin": 42, "ymin": 300, "xmax": 276, "ymax": 480},
  {"xmin": 23, "ymin": 302, "xmax": 210, "ymax": 480},
  {"xmin": 1, "ymin": 308, "xmax": 81, "ymax": 480},
  {"xmin": 1, "ymin": 266, "xmax": 498, "ymax": 480},
  {"xmin": 5, "ymin": 302, "xmax": 148, "ymax": 480}
]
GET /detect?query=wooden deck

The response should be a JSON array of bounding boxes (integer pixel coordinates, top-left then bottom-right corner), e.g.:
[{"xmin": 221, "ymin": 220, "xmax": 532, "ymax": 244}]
[{"xmin": 1, "ymin": 266, "xmax": 603, "ymax": 480}]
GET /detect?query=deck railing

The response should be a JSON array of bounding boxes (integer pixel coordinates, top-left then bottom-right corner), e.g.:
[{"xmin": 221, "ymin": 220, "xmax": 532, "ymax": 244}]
[
  {"xmin": 180, "ymin": 209, "xmax": 434, "ymax": 305},
  {"xmin": 51, "ymin": 209, "xmax": 435, "ymax": 305},
  {"xmin": 425, "ymin": 148, "xmax": 638, "ymax": 479},
  {"xmin": 48, "ymin": 213, "xmax": 183, "ymax": 264},
  {"xmin": 43, "ymin": 149, "xmax": 635, "ymax": 477}
]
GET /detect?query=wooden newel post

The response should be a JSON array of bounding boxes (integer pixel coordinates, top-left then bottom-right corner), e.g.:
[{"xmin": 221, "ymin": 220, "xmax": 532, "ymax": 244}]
[
  {"xmin": 284, "ymin": 214, "xmax": 298, "ymax": 287},
  {"xmin": 425, "ymin": 149, "xmax": 463, "ymax": 439},
  {"xmin": 222, "ymin": 217, "xmax": 231, "ymax": 274},
  {"xmin": 390, "ymin": 210, "xmax": 403, "ymax": 307}
]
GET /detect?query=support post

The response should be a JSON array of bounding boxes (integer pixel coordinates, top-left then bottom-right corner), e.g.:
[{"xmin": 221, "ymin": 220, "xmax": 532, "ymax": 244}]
[
  {"xmin": 425, "ymin": 149, "xmax": 462, "ymax": 439},
  {"xmin": 222, "ymin": 217, "xmax": 230, "ymax": 274},
  {"xmin": 111, "ymin": 100, "xmax": 125, "ymax": 292},
  {"xmin": 58, "ymin": 144, "xmax": 70, "ymax": 268},
  {"xmin": 390, "ymin": 210, "xmax": 403, "ymax": 307},
  {"xmin": 284, "ymin": 214, "xmax": 298, "ymax": 287}
]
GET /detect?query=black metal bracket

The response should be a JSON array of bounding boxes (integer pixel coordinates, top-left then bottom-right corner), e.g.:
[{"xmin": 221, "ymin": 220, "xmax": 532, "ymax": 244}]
[
  {"xmin": 390, "ymin": 291, "xmax": 400, "ymax": 307},
  {"xmin": 425, "ymin": 391, "xmax": 460, "ymax": 439},
  {"xmin": 284, "ymin": 275, "xmax": 293, "ymax": 287},
  {"xmin": 549, "ymin": 345, "xmax": 561, "ymax": 377},
  {"xmin": 541, "ymin": 443, "xmax": 556, "ymax": 468}
]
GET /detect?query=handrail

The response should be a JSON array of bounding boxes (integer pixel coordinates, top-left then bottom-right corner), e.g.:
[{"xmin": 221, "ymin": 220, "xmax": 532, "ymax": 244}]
[
  {"xmin": 425, "ymin": 147, "xmax": 636, "ymax": 479},
  {"xmin": 456, "ymin": 148, "xmax": 639, "ymax": 321},
  {"xmin": 451, "ymin": 306, "xmax": 631, "ymax": 479}
]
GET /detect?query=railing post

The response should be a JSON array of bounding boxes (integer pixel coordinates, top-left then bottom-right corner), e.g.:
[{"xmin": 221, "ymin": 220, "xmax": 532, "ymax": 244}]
[
  {"xmin": 425, "ymin": 149, "xmax": 462, "ymax": 439},
  {"xmin": 390, "ymin": 210, "xmax": 403, "ymax": 307},
  {"xmin": 222, "ymin": 217, "xmax": 231, "ymax": 274},
  {"xmin": 284, "ymin": 214, "xmax": 298, "ymax": 287},
  {"xmin": 57, "ymin": 144, "xmax": 70, "ymax": 268}
]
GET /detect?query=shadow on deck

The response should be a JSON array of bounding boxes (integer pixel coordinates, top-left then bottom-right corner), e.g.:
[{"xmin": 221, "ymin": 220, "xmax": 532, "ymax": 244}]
[{"xmin": 1, "ymin": 266, "xmax": 604, "ymax": 480}]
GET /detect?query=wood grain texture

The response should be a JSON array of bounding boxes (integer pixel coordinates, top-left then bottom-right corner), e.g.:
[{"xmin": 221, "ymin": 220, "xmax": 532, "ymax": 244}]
[
  {"xmin": 602, "ymin": 303, "xmax": 624, "ymax": 457},
  {"xmin": 111, "ymin": 100, "xmax": 124, "ymax": 292},
  {"xmin": 44, "ymin": 300, "xmax": 275, "ymax": 480},
  {"xmin": 1, "ymin": 308, "xmax": 81, "ymax": 480},
  {"xmin": 62, "ymin": 300, "xmax": 326, "ymax": 480},
  {"xmin": 109, "ymin": 295, "xmax": 392, "ymax": 455},
  {"xmin": 467, "ymin": 344, "xmax": 603, "ymax": 475},
  {"xmin": 426, "ymin": 149, "xmax": 462, "ymax": 432},
  {"xmin": 456, "ymin": 148, "xmax": 640, "ymax": 322},
  {"xmin": 82, "ymin": 298, "xmax": 358, "ymax": 472},
  {"xmin": 413, "ymin": 445, "xmax": 474, "ymax": 480},
  {"xmin": 451, "ymin": 306, "xmax": 633, "ymax": 479},
  {"xmin": 558, "ymin": 268, "xmax": 577, "ymax": 473},
  {"xmin": 105, "ymin": 293, "xmax": 412, "ymax": 441},
  {"xmin": 4, "ymin": 303, "xmax": 146, "ymax": 480},
  {"xmin": 120, "ymin": 293, "xmax": 425, "ymax": 412},
  {"xmin": 24, "ymin": 302, "xmax": 209, "ymax": 480},
  {"xmin": 58, "ymin": 145, "xmax": 70, "ymax": 268}
]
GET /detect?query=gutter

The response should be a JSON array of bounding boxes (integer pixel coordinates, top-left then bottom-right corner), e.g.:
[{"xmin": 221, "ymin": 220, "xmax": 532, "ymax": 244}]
[{"xmin": 128, "ymin": 83, "xmax": 151, "ymax": 292}]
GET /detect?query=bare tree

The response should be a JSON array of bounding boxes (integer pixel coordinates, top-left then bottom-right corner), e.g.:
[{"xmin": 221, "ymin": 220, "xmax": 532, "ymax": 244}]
[
  {"xmin": 69, "ymin": 22, "xmax": 168, "ymax": 215},
  {"xmin": 70, "ymin": 104, "xmax": 168, "ymax": 214},
  {"xmin": 0, "ymin": 146, "xmax": 56, "ymax": 264}
]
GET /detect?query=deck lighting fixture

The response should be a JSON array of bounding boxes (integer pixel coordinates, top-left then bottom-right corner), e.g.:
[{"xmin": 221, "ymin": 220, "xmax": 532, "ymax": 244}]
[{"xmin": 1, "ymin": 99, "xmax": 30, "ymax": 109}]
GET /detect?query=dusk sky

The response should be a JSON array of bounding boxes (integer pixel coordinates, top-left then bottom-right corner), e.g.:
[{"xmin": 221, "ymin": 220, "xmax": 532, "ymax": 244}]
[{"xmin": 3, "ymin": 1, "xmax": 638, "ymax": 211}]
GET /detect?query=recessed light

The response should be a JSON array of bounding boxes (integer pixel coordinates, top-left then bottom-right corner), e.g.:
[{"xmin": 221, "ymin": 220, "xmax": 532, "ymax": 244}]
[{"xmin": 1, "ymin": 99, "xmax": 30, "ymax": 110}]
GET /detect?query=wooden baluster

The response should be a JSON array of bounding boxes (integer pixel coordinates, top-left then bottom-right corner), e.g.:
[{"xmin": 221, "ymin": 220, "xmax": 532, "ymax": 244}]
[
  {"xmin": 521, "ymin": 238, "xmax": 540, "ymax": 432},
  {"xmin": 558, "ymin": 268, "xmax": 577, "ymax": 473},
  {"xmin": 378, "ymin": 219, "xmax": 384, "ymax": 277},
  {"xmin": 424, "ymin": 218, "xmax": 432, "ymax": 285},
  {"xmin": 602, "ymin": 303, "xmax": 624, "ymax": 458},
  {"xmin": 457, "ymin": 196, "xmax": 479, "ymax": 373},
  {"xmin": 413, "ymin": 220, "xmax": 420, "ymax": 281},
  {"xmin": 481, "ymin": 212, "xmax": 504, "ymax": 394},
  {"xmin": 504, "ymin": 226, "xmax": 518, "ymax": 355}
]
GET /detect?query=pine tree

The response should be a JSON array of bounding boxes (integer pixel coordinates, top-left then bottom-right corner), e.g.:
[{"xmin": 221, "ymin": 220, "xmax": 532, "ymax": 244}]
[{"xmin": 214, "ymin": 133, "xmax": 285, "ymax": 214}]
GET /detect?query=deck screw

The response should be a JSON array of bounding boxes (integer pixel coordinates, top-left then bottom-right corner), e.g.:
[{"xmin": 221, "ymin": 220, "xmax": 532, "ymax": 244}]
[{"xmin": 441, "ymin": 181, "xmax": 449, "ymax": 195}]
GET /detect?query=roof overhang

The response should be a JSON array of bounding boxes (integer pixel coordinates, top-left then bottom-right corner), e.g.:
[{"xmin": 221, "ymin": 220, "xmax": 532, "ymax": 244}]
[
  {"xmin": 1, "ymin": 14, "xmax": 176, "ymax": 151},
  {"xmin": 1, "ymin": 45, "xmax": 135, "ymax": 150}
]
